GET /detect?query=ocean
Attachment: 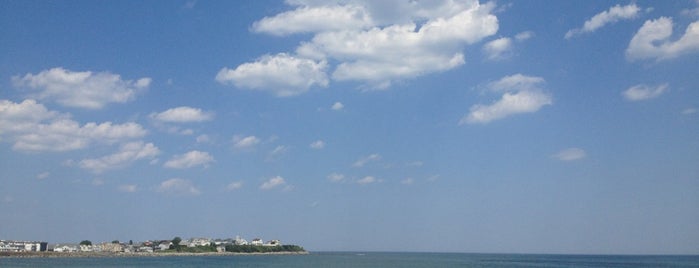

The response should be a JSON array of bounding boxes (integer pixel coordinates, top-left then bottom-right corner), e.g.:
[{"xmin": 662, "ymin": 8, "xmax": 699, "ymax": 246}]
[{"xmin": 1, "ymin": 252, "xmax": 698, "ymax": 267}]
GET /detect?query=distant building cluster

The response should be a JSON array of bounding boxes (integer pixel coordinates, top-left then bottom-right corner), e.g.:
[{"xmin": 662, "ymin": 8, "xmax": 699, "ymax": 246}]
[
  {"xmin": 234, "ymin": 236, "xmax": 281, "ymax": 247},
  {"xmin": 0, "ymin": 240, "xmax": 48, "ymax": 252},
  {"xmin": 3, "ymin": 236, "xmax": 282, "ymax": 254}
]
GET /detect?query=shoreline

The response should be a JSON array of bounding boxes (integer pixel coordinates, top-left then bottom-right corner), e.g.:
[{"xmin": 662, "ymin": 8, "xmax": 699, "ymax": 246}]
[{"xmin": 0, "ymin": 251, "xmax": 309, "ymax": 258}]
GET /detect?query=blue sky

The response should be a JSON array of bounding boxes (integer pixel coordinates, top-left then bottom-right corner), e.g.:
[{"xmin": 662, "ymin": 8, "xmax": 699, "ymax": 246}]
[{"xmin": 1, "ymin": 0, "xmax": 698, "ymax": 254}]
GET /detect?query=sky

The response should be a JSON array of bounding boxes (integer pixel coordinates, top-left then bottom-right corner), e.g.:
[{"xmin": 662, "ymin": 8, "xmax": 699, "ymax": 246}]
[{"xmin": 1, "ymin": 0, "xmax": 698, "ymax": 254}]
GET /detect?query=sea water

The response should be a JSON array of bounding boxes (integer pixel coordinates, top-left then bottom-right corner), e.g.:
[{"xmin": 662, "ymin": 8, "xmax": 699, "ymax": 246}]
[{"xmin": 1, "ymin": 252, "xmax": 698, "ymax": 267}]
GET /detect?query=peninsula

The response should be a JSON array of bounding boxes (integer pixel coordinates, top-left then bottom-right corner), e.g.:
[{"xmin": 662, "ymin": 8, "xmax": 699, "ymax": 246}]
[{"xmin": 1, "ymin": 236, "xmax": 307, "ymax": 258}]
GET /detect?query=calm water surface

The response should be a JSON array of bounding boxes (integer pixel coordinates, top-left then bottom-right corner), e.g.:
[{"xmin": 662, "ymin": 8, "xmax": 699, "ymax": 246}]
[{"xmin": 1, "ymin": 252, "xmax": 698, "ymax": 267}]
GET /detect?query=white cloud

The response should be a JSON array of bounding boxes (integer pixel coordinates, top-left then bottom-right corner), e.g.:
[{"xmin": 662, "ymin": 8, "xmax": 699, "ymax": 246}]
[
  {"xmin": 36, "ymin": 172, "xmax": 50, "ymax": 180},
  {"xmin": 514, "ymin": 31, "xmax": 534, "ymax": 41},
  {"xmin": 327, "ymin": 173, "xmax": 345, "ymax": 183},
  {"xmin": 0, "ymin": 99, "xmax": 147, "ymax": 152},
  {"xmin": 118, "ymin": 184, "xmax": 138, "ymax": 193},
  {"xmin": 156, "ymin": 178, "xmax": 201, "ymax": 196},
  {"xmin": 79, "ymin": 142, "xmax": 160, "ymax": 173},
  {"xmin": 310, "ymin": 140, "xmax": 325, "ymax": 149},
  {"xmin": 223, "ymin": 0, "xmax": 498, "ymax": 92},
  {"xmin": 331, "ymin": 102, "xmax": 344, "ymax": 110},
  {"xmin": 196, "ymin": 134, "xmax": 211, "ymax": 143},
  {"xmin": 252, "ymin": 4, "xmax": 373, "ymax": 36},
  {"xmin": 12, "ymin": 67, "xmax": 150, "ymax": 109},
  {"xmin": 401, "ymin": 178, "xmax": 414, "ymax": 185},
  {"xmin": 622, "ymin": 84, "xmax": 668, "ymax": 101},
  {"xmin": 357, "ymin": 176, "xmax": 377, "ymax": 185},
  {"xmin": 553, "ymin": 147, "xmax": 587, "ymax": 161},
  {"xmin": 150, "ymin": 106, "xmax": 214, "ymax": 123},
  {"xmin": 267, "ymin": 145, "xmax": 290, "ymax": 161},
  {"xmin": 164, "ymin": 150, "xmax": 214, "ymax": 169},
  {"xmin": 626, "ymin": 17, "xmax": 699, "ymax": 61},
  {"xmin": 183, "ymin": 0, "xmax": 196, "ymax": 9},
  {"xmin": 462, "ymin": 74, "xmax": 552, "ymax": 124},
  {"xmin": 682, "ymin": 107, "xmax": 697, "ymax": 115},
  {"xmin": 232, "ymin": 135, "xmax": 261, "ymax": 149},
  {"xmin": 260, "ymin": 176, "xmax": 287, "ymax": 190},
  {"xmin": 681, "ymin": 1, "xmax": 699, "ymax": 17},
  {"xmin": 227, "ymin": 181, "xmax": 243, "ymax": 191},
  {"xmin": 353, "ymin": 153, "xmax": 381, "ymax": 167},
  {"xmin": 483, "ymin": 37, "xmax": 512, "ymax": 60},
  {"xmin": 565, "ymin": 4, "xmax": 641, "ymax": 39},
  {"xmin": 216, "ymin": 53, "xmax": 328, "ymax": 97}
]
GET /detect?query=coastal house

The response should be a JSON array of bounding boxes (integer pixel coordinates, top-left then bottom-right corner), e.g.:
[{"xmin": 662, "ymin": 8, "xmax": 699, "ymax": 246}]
[
  {"xmin": 0, "ymin": 240, "xmax": 48, "ymax": 252},
  {"xmin": 158, "ymin": 241, "xmax": 172, "ymax": 251},
  {"xmin": 139, "ymin": 246, "xmax": 154, "ymax": 253},
  {"xmin": 251, "ymin": 238, "xmax": 263, "ymax": 246},
  {"xmin": 234, "ymin": 236, "xmax": 248, "ymax": 245},
  {"xmin": 186, "ymin": 237, "xmax": 211, "ymax": 247},
  {"xmin": 101, "ymin": 242, "xmax": 124, "ymax": 253},
  {"xmin": 264, "ymin": 240, "xmax": 281, "ymax": 246},
  {"xmin": 79, "ymin": 244, "xmax": 94, "ymax": 252},
  {"xmin": 53, "ymin": 245, "xmax": 77, "ymax": 252}
]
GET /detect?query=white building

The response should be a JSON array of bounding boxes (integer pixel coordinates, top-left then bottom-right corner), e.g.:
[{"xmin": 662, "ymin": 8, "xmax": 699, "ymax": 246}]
[
  {"xmin": 234, "ymin": 236, "xmax": 248, "ymax": 245},
  {"xmin": 0, "ymin": 240, "xmax": 48, "ymax": 252}
]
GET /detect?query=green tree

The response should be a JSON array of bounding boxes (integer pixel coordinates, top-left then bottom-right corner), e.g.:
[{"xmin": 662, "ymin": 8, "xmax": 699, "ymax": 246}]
[
  {"xmin": 172, "ymin": 237, "xmax": 182, "ymax": 251},
  {"xmin": 79, "ymin": 240, "xmax": 92, "ymax": 246},
  {"xmin": 129, "ymin": 240, "xmax": 133, "ymax": 245},
  {"xmin": 112, "ymin": 240, "xmax": 119, "ymax": 244}
]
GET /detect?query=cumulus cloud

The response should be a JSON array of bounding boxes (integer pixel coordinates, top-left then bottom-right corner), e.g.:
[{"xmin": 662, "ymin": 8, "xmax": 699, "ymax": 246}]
[
  {"xmin": 252, "ymin": 4, "xmax": 373, "ymax": 36},
  {"xmin": 401, "ymin": 178, "xmax": 415, "ymax": 185},
  {"xmin": 216, "ymin": 53, "xmax": 328, "ymax": 97},
  {"xmin": 682, "ymin": 107, "xmax": 697, "ymax": 115},
  {"xmin": 0, "ymin": 99, "xmax": 146, "ymax": 152},
  {"xmin": 331, "ymin": 102, "xmax": 344, "ymax": 110},
  {"xmin": 156, "ymin": 178, "xmax": 201, "ymax": 196},
  {"xmin": 553, "ymin": 147, "xmax": 587, "ymax": 161},
  {"xmin": 220, "ymin": 0, "xmax": 499, "ymax": 93},
  {"xmin": 565, "ymin": 4, "xmax": 641, "ymax": 39},
  {"xmin": 196, "ymin": 134, "xmax": 211, "ymax": 144},
  {"xmin": 232, "ymin": 135, "xmax": 261, "ymax": 149},
  {"xmin": 461, "ymin": 74, "xmax": 552, "ymax": 124},
  {"xmin": 622, "ymin": 83, "xmax": 668, "ymax": 101},
  {"xmin": 36, "ymin": 172, "xmax": 50, "ymax": 180},
  {"xmin": 682, "ymin": 1, "xmax": 699, "ymax": 17},
  {"xmin": 514, "ymin": 31, "xmax": 534, "ymax": 41},
  {"xmin": 260, "ymin": 176, "xmax": 287, "ymax": 190},
  {"xmin": 267, "ymin": 145, "xmax": 290, "ymax": 161},
  {"xmin": 79, "ymin": 142, "xmax": 160, "ymax": 173},
  {"xmin": 626, "ymin": 17, "xmax": 699, "ymax": 61},
  {"xmin": 164, "ymin": 150, "xmax": 214, "ymax": 169},
  {"xmin": 150, "ymin": 106, "xmax": 214, "ymax": 123},
  {"xmin": 12, "ymin": 67, "xmax": 150, "ymax": 109},
  {"xmin": 118, "ymin": 184, "xmax": 138, "ymax": 193},
  {"xmin": 227, "ymin": 181, "xmax": 243, "ymax": 191},
  {"xmin": 357, "ymin": 176, "xmax": 377, "ymax": 185},
  {"xmin": 327, "ymin": 173, "xmax": 345, "ymax": 183},
  {"xmin": 483, "ymin": 37, "xmax": 512, "ymax": 60},
  {"xmin": 310, "ymin": 140, "xmax": 325, "ymax": 149},
  {"xmin": 353, "ymin": 153, "xmax": 381, "ymax": 167}
]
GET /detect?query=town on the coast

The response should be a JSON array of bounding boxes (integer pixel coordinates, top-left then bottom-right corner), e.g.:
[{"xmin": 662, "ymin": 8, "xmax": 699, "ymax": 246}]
[{"xmin": 0, "ymin": 235, "xmax": 305, "ymax": 255}]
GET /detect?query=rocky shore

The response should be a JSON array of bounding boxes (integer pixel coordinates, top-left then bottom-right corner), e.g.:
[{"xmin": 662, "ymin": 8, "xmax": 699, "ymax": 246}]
[{"xmin": 0, "ymin": 251, "xmax": 308, "ymax": 258}]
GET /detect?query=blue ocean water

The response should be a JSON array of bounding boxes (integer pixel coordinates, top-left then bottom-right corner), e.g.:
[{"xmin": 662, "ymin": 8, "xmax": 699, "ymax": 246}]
[{"xmin": 1, "ymin": 252, "xmax": 698, "ymax": 268}]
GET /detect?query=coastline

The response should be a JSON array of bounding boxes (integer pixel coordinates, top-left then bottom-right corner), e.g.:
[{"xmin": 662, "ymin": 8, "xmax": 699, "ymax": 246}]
[{"xmin": 0, "ymin": 251, "xmax": 309, "ymax": 258}]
